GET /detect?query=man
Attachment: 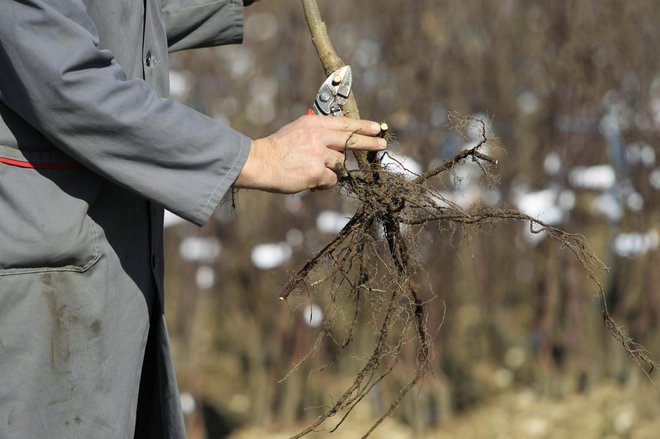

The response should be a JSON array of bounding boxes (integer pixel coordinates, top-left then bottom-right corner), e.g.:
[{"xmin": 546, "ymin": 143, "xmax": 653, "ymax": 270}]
[{"xmin": 0, "ymin": 0, "xmax": 385, "ymax": 437}]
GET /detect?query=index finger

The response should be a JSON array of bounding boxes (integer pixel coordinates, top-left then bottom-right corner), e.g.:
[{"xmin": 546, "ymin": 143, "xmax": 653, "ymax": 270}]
[{"xmin": 319, "ymin": 116, "xmax": 382, "ymax": 136}]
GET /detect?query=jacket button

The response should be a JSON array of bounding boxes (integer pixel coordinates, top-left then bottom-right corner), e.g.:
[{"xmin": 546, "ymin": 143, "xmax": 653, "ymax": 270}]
[{"xmin": 145, "ymin": 51, "xmax": 153, "ymax": 67}]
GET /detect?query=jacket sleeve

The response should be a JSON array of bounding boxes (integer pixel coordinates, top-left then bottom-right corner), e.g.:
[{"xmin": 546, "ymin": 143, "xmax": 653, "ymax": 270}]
[
  {"xmin": 161, "ymin": 0, "xmax": 246, "ymax": 52},
  {"xmin": 0, "ymin": 0, "xmax": 251, "ymax": 226}
]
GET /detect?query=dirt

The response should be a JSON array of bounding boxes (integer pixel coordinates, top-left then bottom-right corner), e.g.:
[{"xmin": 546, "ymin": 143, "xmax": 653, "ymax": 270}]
[{"xmin": 229, "ymin": 381, "xmax": 660, "ymax": 439}]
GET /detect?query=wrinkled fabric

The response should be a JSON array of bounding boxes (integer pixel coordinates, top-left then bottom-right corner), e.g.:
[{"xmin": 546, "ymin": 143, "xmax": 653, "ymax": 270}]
[{"xmin": 0, "ymin": 0, "xmax": 250, "ymax": 437}]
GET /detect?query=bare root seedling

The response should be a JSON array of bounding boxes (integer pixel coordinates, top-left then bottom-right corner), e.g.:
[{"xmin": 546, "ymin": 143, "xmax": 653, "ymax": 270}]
[{"xmin": 280, "ymin": 2, "xmax": 659, "ymax": 437}]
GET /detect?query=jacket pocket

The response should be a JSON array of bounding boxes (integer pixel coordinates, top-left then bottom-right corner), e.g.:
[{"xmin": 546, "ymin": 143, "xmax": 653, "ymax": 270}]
[{"xmin": 0, "ymin": 148, "xmax": 102, "ymax": 275}]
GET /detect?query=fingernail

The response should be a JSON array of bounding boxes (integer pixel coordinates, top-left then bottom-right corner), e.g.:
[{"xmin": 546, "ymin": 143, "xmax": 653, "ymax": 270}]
[
  {"xmin": 378, "ymin": 138, "xmax": 388, "ymax": 148},
  {"xmin": 370, "ymin": 122, "xmax": 381, "ymax": 133}
]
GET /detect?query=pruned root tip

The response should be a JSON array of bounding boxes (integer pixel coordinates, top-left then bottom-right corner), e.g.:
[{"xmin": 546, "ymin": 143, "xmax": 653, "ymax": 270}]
[{"xmin": 379, "ymin": 123, "xmax": 389, "ymax": 138}]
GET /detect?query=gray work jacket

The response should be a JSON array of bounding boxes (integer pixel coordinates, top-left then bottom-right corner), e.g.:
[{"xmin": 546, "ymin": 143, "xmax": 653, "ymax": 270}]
[{"xmin": 0, "ymin": 0, "xmax": 251, "ymax": 437}]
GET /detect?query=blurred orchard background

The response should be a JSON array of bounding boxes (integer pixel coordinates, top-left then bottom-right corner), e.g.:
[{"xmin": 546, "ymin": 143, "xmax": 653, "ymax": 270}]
[{"xmin": 162, "ymin": 1, "xmax": 660, "ymax": 437}]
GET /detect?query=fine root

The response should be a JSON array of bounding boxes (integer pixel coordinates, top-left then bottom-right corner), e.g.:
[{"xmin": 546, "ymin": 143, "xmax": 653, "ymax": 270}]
[{"xmin": 280, "ymin": 114, "xmax": 658, "ymax": 438}]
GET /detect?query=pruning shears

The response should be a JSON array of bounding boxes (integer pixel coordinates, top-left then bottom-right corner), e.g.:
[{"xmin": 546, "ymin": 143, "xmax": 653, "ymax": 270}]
[{"xmin": 308, "ymin": 65, "xmax": 353, "ymax": 117}]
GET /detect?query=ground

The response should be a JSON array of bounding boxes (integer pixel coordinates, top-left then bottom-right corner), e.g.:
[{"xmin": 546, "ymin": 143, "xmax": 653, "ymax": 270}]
[{"xmin": 228, "ymin": 381, "xmax": 660, "ymax": 439}]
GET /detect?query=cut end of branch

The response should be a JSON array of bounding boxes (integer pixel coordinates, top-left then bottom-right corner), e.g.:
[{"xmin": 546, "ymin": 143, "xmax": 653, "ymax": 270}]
[{"xmin": 379, "ymin": 123, "xmax": 389, "ymax": 138}]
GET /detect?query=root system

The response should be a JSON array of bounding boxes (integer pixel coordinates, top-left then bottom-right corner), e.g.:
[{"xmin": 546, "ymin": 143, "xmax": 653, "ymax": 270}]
[{"xmin": 280, "ymin": 114, "xmax": 658, "ymax": 438}]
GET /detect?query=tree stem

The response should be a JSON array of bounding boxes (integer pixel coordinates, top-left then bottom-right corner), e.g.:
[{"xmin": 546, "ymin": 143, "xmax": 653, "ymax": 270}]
[{"xmin": 301, "ymin": 0, "xmax": 369, "ymax": 172}]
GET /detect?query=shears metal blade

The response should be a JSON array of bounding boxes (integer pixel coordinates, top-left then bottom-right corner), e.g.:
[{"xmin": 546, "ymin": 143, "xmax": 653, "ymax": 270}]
[{"xmin": 311, "ymin": 65, "xmax": 353, "ymax": 117}]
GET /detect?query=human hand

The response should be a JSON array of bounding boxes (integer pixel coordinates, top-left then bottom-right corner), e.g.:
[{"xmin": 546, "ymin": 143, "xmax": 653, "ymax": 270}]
[{"xmin": 234, "ymin": 115, "xmax": 386, "ymax": 193}]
